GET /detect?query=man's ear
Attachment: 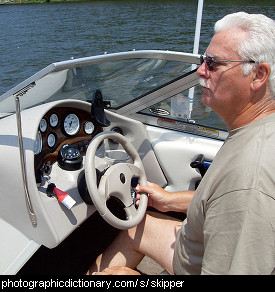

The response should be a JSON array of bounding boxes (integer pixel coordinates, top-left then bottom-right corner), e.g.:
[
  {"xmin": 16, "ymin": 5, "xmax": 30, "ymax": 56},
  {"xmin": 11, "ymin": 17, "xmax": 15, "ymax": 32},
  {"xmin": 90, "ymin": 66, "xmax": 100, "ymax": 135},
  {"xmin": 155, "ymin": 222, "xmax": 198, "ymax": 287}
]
[{"xmin": 251, "ymin": 62, "xmax": 271, "ymax": 91}]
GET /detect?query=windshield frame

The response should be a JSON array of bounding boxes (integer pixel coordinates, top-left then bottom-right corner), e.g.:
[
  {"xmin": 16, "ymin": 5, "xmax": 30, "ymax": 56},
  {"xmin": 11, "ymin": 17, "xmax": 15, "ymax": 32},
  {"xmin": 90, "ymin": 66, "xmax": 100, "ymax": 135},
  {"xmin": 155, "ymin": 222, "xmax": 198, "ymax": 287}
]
[{"xmin": 0, "ymin": 50, "xmax": 201, "ymax": 113}]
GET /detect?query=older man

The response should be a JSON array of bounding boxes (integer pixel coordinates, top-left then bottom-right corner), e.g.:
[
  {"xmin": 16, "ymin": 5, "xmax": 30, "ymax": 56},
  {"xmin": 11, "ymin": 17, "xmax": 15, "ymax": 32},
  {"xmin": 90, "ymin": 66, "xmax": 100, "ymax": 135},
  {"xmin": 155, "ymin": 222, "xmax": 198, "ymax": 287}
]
[{"xmin": 88, "ymin": 12, "xmax": 275, "ymax": 275}]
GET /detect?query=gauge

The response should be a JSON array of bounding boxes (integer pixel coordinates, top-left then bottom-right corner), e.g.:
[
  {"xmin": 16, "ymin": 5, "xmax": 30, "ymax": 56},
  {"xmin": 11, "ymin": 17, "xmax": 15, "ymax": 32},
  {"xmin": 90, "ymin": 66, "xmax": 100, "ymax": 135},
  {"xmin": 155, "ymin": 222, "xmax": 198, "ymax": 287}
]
[
  {"xmin": 84, "ymin": 121, "xmax": 95, "ymax": 135},
  {"xmin": 34, "ymin": 131, "xmax": 42, "ymax": 154},
  {"xmin": 63, "ymin": 113, "xmax": 80, "ymax": 136},
  {"xmin": 49, "ymin": 113, "xmax": 58, "ymax": 128},
  {"xmin": 39, "ymin": 118, "xmax": 47, "ymax": 133},
  {"xmin": 47, "ymin": 133, "xmax": 56, "ymax": 148}
]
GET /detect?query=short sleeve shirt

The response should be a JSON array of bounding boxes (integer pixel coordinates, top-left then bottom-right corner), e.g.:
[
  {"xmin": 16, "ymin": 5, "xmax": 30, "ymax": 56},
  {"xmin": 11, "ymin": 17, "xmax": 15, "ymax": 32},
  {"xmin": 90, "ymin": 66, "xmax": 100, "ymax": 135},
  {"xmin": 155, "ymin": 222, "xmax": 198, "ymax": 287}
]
[{"xmin": 173, "ymin": 114, "xmax": 275, "ymax": 275}]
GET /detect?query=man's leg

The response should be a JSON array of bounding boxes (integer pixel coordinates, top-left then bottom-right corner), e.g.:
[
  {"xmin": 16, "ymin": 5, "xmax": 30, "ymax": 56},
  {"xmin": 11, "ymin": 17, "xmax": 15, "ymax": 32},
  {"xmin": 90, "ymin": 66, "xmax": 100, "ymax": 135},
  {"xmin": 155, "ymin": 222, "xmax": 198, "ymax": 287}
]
[{"xmin": 87, "ymin": 211, "xmax": 182, "ymax": 275}]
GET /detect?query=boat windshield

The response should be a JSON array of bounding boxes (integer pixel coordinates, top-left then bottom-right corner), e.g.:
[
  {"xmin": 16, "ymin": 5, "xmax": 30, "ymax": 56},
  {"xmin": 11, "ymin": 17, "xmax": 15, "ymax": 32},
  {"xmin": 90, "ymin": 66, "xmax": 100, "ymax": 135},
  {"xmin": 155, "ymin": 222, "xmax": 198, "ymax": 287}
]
[{"xmin": 0, "ymin": 51, "xmax": 196, "ymax": 119}]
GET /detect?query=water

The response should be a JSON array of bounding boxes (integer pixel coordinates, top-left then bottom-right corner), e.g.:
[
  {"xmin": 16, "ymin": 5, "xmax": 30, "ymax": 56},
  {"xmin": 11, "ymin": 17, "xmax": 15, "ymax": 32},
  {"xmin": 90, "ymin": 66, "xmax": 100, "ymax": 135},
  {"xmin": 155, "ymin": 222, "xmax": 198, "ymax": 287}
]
[{"xmin": 0, "ymin": 0, "xmax": 274, "ymax": 96}]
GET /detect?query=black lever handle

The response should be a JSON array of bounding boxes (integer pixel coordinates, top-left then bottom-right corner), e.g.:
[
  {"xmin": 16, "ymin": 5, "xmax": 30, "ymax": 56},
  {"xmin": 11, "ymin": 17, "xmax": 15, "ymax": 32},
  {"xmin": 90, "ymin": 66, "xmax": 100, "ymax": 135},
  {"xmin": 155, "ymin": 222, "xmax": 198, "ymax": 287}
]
[{"xmin": 190, "ymin": 154, "xmax": 207, "ymax": 177}]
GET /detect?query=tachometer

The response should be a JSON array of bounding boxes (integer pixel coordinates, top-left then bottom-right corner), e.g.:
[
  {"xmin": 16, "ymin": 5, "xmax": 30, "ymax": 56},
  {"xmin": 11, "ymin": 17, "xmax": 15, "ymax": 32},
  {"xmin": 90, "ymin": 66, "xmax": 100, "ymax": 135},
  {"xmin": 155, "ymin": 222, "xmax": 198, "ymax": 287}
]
[{"xmin": 63, "ymin": 113, "xmax": 80, "ymax": 136}]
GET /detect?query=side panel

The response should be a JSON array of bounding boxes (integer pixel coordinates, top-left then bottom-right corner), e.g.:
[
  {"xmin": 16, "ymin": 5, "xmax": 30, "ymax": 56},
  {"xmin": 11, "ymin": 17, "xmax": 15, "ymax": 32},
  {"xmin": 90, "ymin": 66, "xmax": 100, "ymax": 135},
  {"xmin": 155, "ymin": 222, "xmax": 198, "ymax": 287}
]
[
  {"xmin": 0, "ymin": 219, "xmax": 40, "ymax": 275},
  {"xmin": 146, "ymin": 126, "xmax": 224, "ymax": 192}
]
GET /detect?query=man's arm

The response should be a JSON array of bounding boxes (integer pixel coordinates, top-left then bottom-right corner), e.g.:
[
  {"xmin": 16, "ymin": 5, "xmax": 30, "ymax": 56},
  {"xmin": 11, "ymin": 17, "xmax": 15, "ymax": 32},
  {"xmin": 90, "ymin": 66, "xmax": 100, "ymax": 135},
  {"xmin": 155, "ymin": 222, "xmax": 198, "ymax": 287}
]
[{"xmin": 136, "ymin": 182, "xmax": 195, "ymax": 214}]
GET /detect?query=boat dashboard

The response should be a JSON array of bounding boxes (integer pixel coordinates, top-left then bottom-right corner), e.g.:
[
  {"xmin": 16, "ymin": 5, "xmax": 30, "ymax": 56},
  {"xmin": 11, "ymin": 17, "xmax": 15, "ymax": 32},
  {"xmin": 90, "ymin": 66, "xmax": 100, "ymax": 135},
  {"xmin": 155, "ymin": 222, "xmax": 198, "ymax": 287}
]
[
  {"xmin": 34, "ymin": 106, "xmax": 102, "ymax": 180},
  {"xmin": 0, "ymin": 98, "xmax": 166, "ymax": 249}
]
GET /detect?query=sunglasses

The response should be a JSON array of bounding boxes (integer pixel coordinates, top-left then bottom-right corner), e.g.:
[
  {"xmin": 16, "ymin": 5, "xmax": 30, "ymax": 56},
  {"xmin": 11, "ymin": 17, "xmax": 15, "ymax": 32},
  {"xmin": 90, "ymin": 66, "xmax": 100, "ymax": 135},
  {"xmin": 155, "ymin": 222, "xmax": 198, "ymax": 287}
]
[{"xmin": 200, "ymin": 55, "xmax": 256, "ymax": 71}]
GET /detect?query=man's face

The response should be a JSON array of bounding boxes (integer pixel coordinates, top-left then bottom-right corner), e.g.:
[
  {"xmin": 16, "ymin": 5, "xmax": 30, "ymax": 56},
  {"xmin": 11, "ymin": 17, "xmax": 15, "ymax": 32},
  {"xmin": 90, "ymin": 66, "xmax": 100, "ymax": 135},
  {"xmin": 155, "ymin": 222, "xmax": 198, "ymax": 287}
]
[{"xmin": 197, "ymin": 28, "xmax": 254, "ymax": 124}]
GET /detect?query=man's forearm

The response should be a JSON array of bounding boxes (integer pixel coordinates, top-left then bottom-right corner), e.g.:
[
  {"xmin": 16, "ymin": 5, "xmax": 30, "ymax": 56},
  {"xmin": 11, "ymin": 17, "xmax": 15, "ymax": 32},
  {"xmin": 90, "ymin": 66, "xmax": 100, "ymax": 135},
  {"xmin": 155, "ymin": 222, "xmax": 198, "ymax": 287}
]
[{"xmin": 164, "ymin": 190, "xmax": 195, "ymax": 213}]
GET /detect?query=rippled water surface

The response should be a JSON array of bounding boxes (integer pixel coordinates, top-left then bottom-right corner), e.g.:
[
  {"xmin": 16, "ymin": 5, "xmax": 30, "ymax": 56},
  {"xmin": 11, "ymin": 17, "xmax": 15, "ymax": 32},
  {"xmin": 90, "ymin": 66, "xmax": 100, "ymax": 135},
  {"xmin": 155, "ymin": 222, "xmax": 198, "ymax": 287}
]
[{"xmin": 0, "ymin": 0, "xmax": 274, "ymax": 95}]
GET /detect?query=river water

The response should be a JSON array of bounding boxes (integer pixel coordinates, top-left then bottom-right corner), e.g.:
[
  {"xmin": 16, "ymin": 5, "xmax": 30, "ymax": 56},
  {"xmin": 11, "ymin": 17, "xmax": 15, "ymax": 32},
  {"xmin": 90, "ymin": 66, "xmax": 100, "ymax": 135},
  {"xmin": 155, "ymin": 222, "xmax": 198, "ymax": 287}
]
[{"xmin": 0, "ymin": 0, "xmax": 274, "ymax": 96}]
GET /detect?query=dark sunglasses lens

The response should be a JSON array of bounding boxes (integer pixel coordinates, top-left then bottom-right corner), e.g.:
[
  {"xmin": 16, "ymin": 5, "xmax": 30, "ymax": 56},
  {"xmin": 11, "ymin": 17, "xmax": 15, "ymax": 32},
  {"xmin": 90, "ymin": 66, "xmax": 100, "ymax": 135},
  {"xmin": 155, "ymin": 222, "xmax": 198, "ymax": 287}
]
[
  {"xmin": 200, "ymin": 56, "xmax": 214, "ymax": 71},
  {"xmin": 206, "ymin": 57, "xmax": 214, "ymax": 70}
]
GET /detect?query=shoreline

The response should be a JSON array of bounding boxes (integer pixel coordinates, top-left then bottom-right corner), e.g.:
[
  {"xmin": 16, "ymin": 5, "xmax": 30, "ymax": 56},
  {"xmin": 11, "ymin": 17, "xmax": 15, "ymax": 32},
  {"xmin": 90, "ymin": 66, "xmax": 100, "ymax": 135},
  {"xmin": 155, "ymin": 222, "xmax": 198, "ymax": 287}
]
[{"xmin": 1, "ymin": 0, "xmax": 101, "ymax": 4}]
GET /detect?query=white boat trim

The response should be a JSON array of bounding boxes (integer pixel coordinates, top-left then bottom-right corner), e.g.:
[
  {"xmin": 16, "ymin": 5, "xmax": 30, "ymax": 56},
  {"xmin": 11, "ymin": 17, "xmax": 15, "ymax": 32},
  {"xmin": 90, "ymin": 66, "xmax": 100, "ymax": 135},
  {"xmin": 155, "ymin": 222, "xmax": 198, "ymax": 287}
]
[{"xmin": 0, "ymin": 218, "xmax": 40, "ymax": 275}]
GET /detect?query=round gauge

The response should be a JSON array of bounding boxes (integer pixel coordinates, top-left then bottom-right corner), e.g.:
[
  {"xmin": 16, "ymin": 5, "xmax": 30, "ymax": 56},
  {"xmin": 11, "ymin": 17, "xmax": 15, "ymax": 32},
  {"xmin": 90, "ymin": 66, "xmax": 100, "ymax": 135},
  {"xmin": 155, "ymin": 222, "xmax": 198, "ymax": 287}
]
[
  {"xmin": 34, "ymin": 131, "xmax": 42, "ymax": 154},
  {"xmin": 84, "ymin": 121, "xmax": 95, "ymax": 135},
  {"xmin": 49, "ymin": 113, "xmax": 58, "ymax": 128},
  {"xmin": 63, "ymin": 113, "xmax": 80, "ymax": 136},
  {"xmin": 47, "ymin": 133, "xmax": 56, "ymax": 148},
  {"xmin": 39, "ymin": 118, "xmax": 47, "ymax": 133}
]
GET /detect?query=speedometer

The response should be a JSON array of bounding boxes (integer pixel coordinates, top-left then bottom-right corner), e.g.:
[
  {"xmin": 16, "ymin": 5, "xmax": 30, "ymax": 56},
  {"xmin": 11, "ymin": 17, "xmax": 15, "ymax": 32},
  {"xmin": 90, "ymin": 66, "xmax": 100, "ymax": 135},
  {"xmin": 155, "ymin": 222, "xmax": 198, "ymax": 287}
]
[{"xmin": 63, "ymin": 113, "xmax": 80, "ymax": 136}]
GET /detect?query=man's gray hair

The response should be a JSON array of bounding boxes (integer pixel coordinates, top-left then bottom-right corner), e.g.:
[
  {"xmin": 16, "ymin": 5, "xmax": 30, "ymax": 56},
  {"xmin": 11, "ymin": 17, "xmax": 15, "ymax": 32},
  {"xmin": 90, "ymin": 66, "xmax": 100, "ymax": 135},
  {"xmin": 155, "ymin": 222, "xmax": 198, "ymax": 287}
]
[{"xmin": 214, "ymin": 12, "xmax": 275, "ymax": 97}]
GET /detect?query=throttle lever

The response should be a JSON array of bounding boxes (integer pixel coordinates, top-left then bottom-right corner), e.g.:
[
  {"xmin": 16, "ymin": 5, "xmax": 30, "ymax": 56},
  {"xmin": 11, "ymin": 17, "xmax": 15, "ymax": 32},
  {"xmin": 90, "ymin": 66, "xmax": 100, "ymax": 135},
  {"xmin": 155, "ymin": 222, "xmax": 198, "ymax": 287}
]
[{"xmin": 190, "ymin": 154, "xmax": 207, "ymax": 177}]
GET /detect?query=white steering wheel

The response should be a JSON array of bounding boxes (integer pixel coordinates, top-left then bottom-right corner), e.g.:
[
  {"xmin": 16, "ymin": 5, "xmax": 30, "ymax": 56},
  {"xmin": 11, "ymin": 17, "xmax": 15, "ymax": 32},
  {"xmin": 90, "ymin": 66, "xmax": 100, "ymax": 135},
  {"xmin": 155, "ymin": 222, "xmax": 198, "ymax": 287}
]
[{"xmin": 85, "ymin": 131, "xmax": 148, "ymax": 230}]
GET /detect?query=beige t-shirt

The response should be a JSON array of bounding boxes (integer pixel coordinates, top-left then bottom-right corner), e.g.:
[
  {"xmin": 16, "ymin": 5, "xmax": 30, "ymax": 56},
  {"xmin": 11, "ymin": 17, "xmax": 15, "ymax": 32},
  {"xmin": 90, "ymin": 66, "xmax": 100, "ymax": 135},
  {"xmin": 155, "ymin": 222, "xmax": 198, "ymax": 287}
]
[{"xmin": 173, "ymin": 114, "xmax": 275, "ymax": 275}]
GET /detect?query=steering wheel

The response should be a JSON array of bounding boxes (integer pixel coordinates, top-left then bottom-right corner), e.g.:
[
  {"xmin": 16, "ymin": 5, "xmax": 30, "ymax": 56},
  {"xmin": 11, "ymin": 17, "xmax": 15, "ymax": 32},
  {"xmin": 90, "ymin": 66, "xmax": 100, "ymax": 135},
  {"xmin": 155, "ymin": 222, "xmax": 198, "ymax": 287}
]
[{"xmin": 85, "ymin": 131, "xmax": 148, "ymax": 230}]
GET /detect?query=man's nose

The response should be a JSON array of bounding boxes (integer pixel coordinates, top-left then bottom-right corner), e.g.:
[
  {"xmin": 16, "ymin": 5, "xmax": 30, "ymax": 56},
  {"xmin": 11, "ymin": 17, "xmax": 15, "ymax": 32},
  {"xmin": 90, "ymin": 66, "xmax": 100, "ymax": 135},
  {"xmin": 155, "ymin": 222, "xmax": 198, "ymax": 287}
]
[
  {"xmin": 197, "ymin": 62, "xmax": 210, "ymax": 79},
  {"xmin": 196, "ymin": 61, "xmax": 208, "ymax": 78}
]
